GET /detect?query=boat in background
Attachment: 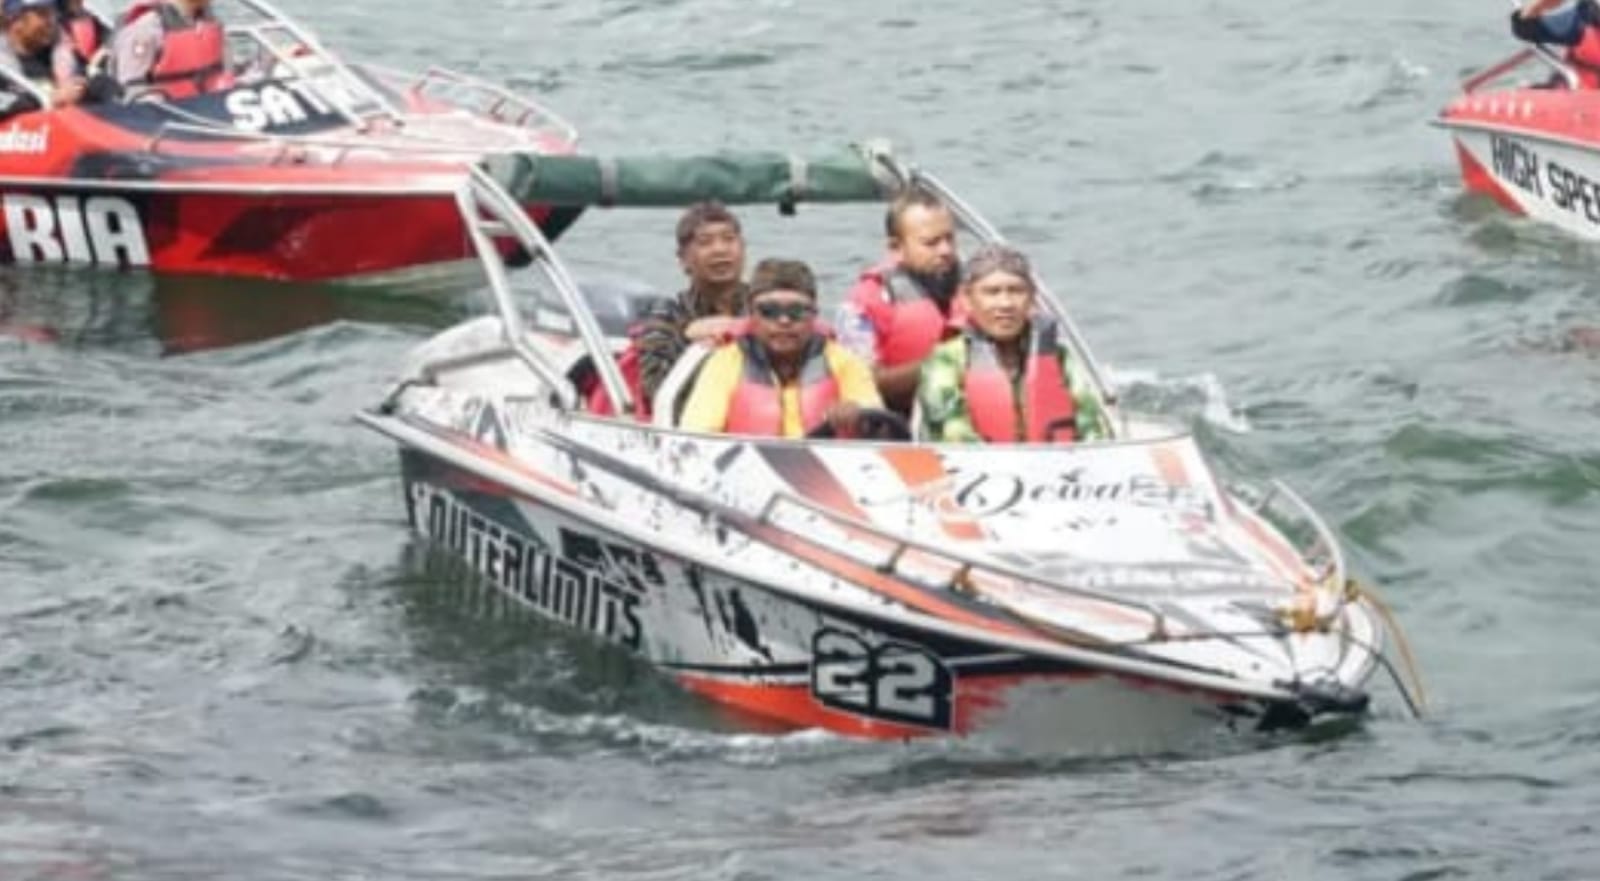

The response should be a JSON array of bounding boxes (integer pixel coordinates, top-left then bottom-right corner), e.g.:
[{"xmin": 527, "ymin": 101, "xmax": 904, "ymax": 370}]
[
  {"xmin": 356, "ymin": 145, "xmax": 1425, "ymax": 753},
  {"xmin": 0, "ymin": 0, "xmax": 581, "ymax": 282},
  {"xmin": 1436, "ymin": 45, "xmax": 1600, "ymax": 241}
]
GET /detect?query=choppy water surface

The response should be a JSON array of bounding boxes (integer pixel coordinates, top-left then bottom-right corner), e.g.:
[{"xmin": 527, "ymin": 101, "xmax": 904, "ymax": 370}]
[{"xmin": 4, "ymin": 1, "xmax": 1599, "ymax": 878}]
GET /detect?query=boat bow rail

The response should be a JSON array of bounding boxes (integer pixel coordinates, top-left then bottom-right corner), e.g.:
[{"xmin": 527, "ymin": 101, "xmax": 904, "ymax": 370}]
[
  {"xmin": 757, "ymin": 490, "xmax": 1174, "ymax": 643},
  {"xmin": 357, "ymin": 65, "xmax": 579, "ymax": 147}
]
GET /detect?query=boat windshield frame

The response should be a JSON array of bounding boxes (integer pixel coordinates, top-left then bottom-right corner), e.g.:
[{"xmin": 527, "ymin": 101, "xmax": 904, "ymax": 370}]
[
  {"xmin": 446, "ymin": 144, "xmax": 1121, "ymax": 428},
  {"xmin": 83, "ymin": 0, "xmax": 403, "ymax": 128},
  {"xmin": 1462, "ymin": 46, "xmax": 1579, "ymax": 93}
]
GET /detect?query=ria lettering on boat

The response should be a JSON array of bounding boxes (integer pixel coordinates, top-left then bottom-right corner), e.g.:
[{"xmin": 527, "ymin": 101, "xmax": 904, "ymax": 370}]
[
  {"xmin": 406, "ymin": 480, "xmax": 645, "ymax": 650},
  {"xmin": 226, "ymin": 81, "xmax": 342, "ymax": 132},
  {"xmin": 2, "ymin": 194, "xmax": 149, "ymax": 267}
]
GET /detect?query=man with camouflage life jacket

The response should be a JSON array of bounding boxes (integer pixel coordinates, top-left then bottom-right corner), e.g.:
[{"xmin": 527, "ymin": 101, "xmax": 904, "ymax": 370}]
[
  {"xmin": 834, "ymin": 187, "xmax": 966, "ymax": 414},
  {"xmin": 1513, "ymin": 0, "xmax": 1600, "ymax": 87},
  {"xmin": 916, "ymin": 244, "xmax": 1107, "ymax": 444},
  {"xmin": 109, "ymin": 0, "xmax": 230, "ymax": 100}
]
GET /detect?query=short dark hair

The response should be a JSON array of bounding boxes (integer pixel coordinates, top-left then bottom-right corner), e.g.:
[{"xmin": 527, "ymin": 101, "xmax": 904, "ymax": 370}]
[
  {"xmin": 747, "ymin": 258, "xmax": 817, "ymax": 301},
  {"xmin": 884, "ymin": 187, "xmax": 948, "ymax": 239},
  {"xmin": 675, "ymin": 201, "xmax": 742, "ymax": 252},
  {"xmin": 962, "ymin": 243, "xmax": 1035, "ymax": 287}
]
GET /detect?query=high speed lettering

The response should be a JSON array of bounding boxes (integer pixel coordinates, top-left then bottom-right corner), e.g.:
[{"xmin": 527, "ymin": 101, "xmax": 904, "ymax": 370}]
[
  {"xmin": 406, "ymin": 481, "xmax": 645, "ymax": 650},
  {"xmin": 1546, "ymin": 160, "xmax": 1600, "ymax": 224},
  {"xmin": 1487, "ymin": 135, "xmax": 1600, "ymax": 225}
]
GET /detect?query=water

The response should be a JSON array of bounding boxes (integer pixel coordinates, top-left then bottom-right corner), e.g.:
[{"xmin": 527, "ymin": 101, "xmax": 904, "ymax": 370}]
[{"xmin": 4, "ymin": 1, "xmax": 1599, "ymax": 878}]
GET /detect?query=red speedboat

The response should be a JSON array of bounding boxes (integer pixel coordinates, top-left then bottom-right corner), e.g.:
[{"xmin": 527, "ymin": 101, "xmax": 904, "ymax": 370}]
[
  {"xmin": 1436, "ymin": 46, "xmax": 1600, "ymax": 240},
  {"xmin": 0, "ymin": 0, "xmax": 581, "ymax": 282}
]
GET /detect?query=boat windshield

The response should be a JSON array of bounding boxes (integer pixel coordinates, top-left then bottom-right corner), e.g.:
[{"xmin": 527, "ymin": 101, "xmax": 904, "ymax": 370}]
[
  {"xmin": 218, "ymin": 0, "xmax": 399, "ymax": 125},
  {"xmin": 80, "ymin": 0, "xmax": 397, "ymax": 125}
]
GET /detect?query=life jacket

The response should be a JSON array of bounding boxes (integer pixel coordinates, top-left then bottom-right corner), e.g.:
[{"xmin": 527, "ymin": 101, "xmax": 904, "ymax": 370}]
[
  {"xmin": 65, "ymin": 14, "xmax": 104, "ymax": 64},
  {"xmin": 1570, "ymin": 33, "xmax": 1600, "ymax": 88},
  {"xmin": 586, "ymin": 318, "xmax": 835, "ymax": 421},
  {"xmin": 585, "ymin": 345, "xmax": 649, "ymax": 421},
  {"xmin": 862, "ymin": 261, "xmax": 953, "ymax": 367},
  {"xmin": 123, "ymin": 1, "xmax": 230, "ymax": 99},
  {"xmin": 962, "ymin": 320, "xmax": 1078, "ymax": 444},
  {"xmin": 724, "ymin": 334, "xmax": 839, "ymax": 437}
]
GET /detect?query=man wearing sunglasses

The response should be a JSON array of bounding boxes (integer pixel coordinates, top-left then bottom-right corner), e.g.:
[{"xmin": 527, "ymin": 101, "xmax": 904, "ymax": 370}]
[{"xmin": 678, "ymin": 258, "xmax": 882, "ymax": 438}]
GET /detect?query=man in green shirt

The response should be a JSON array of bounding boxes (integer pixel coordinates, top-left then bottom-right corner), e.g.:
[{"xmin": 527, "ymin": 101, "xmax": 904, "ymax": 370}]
[{"xmin": 917, "ymin": 244, "xmax": 1107, "ymax": 443}]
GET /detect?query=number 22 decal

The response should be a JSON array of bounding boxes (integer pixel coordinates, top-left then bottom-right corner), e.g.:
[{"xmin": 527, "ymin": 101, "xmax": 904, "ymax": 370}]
[{"xmin": 810, "ymin": 629, "xmax": 953, "ymax": 730}]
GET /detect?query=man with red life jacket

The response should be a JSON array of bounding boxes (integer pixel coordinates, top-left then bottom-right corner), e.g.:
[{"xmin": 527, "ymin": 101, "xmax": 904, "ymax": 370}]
[
  {"xmin": 1513, "ymin": 0, "xmax": 1600, "ymax": 87},
  {"xmin": 57, "ymin": 0, "xmax": 105, "ymax": 70},
  {"xmin": 0, "ymin": 0, "xmax": 85, "ymax": 116},
  {"xmin": 109, "ymin": 0, "xmax": 230, "ymax": 100},
  {"xmin": 678, "ymin": 258, "xmax": 883, "ymax": 438},
  {"xmin": 834, "ymin": 187, "xmax": 965, "ymax": 415},
  {"xmin": 916, "ymin": 244, "xmax": 1107, "ymax": 444}
]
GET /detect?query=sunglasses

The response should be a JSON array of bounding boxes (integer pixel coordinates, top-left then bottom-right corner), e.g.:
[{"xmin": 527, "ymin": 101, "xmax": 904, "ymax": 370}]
[{"xmin": 753, "ymin": 300, "xmax": 817, "ymax": 323}]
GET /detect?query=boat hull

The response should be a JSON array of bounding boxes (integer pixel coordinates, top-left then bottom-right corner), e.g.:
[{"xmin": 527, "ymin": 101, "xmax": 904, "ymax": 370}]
[
  {"xmin": 0, "ymin": 72, "xmax": 581, "ymax": 281},
  {"xmin": 397, "ymin": 447, "xmax": 1327, "ymax": 754},
  {"xmin": 1440, "ymin": 89, "xmax": 1600, "ymax": 240},
  {"xmin": 0, "ymin": 182, "xmax": 577, "ymax": 281}
]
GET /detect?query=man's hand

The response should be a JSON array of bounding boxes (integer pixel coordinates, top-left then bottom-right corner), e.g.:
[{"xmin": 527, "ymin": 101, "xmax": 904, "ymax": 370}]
[
  {"xmin": 684, "ymin": 316, "xmax": 741, "ymax": 343},
  {"xmin": 825, "ymin": 402, "xmax": 862, "ymax": 437},
  {"xmin": 51, "ymin": 79, "xmax": 86, "ymax": 108}
]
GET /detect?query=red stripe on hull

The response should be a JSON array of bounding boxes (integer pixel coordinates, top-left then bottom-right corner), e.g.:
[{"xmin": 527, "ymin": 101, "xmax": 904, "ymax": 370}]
[
  {"xmin": 1456, "ymin": 140, "xmax": 1526, "ymax": 215},
  {"xmin": 675, "ymin": 669, "xmax": 1135, "ymax": 740}
]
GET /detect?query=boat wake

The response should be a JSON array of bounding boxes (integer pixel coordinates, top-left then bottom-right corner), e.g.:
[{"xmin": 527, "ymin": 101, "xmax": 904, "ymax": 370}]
[{"xmin": 1105, "ymin": 366, "xmax": 1252, "ymax": 434}]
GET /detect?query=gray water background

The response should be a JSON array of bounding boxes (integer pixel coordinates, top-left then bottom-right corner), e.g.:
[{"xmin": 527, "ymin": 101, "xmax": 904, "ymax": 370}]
[{"xmin": 3, "ymin": 1, "xmax": 1599, "ymax": 878}]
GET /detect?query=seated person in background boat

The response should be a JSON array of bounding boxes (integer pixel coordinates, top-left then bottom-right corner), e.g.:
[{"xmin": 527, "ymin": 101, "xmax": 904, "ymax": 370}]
[
  {"xmin": 1512, "ymin": 0, "xmax": 1600, "ymax": 87},
  {"xmin": 835, "ymin": 186, "xmax": 965, "ymax": 415},
  {"xmin": 678, "ymin": 258, "xmax": 883, "ymax": 438},
  {"xmin": 57, "ymin": 0, "xmax": 105, "ymax": 71},
  {"xmin": 109, "ymin": 0, "xmax": 231, "ymax": 101},
  {"xmin": 917, "ymin": 244, "xmax": 1106, "ymax": 444},
  {"xmin": 0, "ymin": 0, "xmax": 85, "ymax": 116},
  {"xmin": 628, "ymin": 200, "xmax": 752, "ymax": 411}
]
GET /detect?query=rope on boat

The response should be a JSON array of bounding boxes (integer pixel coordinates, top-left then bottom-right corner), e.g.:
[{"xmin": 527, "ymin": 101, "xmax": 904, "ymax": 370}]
[{"xmin": 1345, "ymin": 578, "xmax": 1429, "ymax": 720}]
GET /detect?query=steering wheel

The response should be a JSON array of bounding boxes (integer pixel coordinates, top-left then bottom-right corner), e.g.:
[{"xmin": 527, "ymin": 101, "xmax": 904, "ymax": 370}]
[{"xmin": 805, "ymin": 408, "xmax": 913, "ymax": 442}]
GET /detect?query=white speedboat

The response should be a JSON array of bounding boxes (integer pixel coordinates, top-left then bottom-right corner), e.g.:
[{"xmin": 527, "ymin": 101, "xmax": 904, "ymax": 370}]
[{"xmin": 358, "ymin": 146, "xmax": 1423, "ymax": 752}]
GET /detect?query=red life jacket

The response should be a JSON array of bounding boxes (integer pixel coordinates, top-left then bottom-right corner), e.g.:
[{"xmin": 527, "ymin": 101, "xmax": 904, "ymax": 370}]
[
  {"xmin": 1568, "ymin": 20, "xmax": 1600, "ymax": 88},
  {"xmin": 962, "ymin": 321, "xmax": 1079, "ymax": 443},
  {"xmin": 724, "ymin": 335, "xmax": 839, "ymax": 437},
  {"xmin": 124, "ymin": 1, "xmax": 230, "ymax": 99},
  {"xmin": 584, "ymin": 345, "xmax": 649, "ymax": 420},
  {"xmin": 860, "ymin": 261, "xmax": 953, "ymax": 367},
  {"xmin": 65, "ymin": 14, "xmax": 103, "ymax": 63}
]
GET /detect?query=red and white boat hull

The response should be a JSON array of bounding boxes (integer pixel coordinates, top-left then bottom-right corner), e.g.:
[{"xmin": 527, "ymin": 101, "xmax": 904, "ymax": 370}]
[{"xmin": 1438, "ymin": 55, "xmax": 1600, "ymax": 240}]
